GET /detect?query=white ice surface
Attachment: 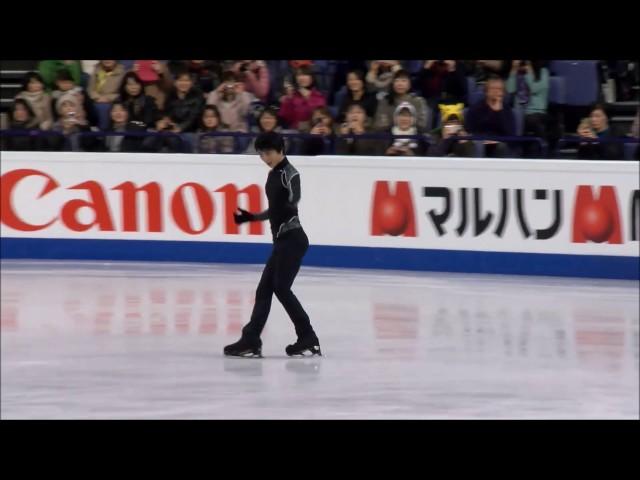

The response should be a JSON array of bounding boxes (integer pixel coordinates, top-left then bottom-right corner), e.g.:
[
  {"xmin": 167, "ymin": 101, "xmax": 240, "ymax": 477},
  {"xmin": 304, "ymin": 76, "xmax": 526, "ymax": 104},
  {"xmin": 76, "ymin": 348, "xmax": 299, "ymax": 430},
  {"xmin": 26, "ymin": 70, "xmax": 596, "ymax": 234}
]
[{"xmin": 1, "ymin": 260, "xmax": 638, "ymax": 419}]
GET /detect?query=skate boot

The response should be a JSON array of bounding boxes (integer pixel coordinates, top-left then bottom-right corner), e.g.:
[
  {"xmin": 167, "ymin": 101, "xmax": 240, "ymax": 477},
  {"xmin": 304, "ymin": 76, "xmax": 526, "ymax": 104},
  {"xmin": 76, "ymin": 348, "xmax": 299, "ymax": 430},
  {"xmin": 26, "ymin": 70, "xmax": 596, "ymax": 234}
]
[
  {"xmin": 224, "ymin": 336, "xmax": 262, "ymax": 358},
  {"xmin": 285, "ymin": 334, "xmax": 322, "ymax": 357}
]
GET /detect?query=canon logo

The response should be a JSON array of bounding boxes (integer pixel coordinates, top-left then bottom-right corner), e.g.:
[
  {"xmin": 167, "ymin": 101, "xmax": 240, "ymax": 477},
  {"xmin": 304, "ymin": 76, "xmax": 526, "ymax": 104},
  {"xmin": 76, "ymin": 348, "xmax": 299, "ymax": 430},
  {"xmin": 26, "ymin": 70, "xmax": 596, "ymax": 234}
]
[{"xmin": 1, "ymin": 169, "xmax": 264, "ymax": 235}]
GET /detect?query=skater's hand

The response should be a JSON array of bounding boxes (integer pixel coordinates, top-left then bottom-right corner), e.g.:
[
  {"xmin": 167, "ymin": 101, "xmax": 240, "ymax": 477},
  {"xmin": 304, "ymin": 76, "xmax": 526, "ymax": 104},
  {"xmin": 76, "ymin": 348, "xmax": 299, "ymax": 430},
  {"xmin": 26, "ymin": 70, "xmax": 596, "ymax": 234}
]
[{"xmin": 233, "ymin": 208, "xmax": 254, "ymax": 224}]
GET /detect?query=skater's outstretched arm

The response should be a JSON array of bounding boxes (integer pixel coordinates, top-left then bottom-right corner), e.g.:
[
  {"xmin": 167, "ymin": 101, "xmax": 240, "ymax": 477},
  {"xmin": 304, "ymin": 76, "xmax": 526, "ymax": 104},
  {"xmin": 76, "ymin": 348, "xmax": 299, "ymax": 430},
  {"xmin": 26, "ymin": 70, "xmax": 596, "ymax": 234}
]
[
  {"xmin": 234, "ymin": 208, "xmax": 269, "ymax": 224},
  {"xmin": 253, "ymin": 209, "xmax": 270, "ymax": 221}
]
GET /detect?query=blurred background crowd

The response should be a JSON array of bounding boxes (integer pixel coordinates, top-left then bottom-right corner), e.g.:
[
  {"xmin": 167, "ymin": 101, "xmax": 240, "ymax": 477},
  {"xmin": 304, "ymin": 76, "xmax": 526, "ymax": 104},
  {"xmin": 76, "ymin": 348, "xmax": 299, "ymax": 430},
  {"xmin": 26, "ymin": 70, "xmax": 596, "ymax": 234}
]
[{"xmin": 1, "ymin": 59, "xmax": 638, "ymax": 159}]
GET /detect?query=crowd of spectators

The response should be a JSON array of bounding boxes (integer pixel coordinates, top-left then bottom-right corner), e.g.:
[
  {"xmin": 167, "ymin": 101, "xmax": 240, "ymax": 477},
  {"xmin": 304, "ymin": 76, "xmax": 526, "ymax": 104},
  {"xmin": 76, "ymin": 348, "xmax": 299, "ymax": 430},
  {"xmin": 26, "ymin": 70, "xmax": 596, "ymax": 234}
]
[{"xmin": 2, "ymin": 59, "xmax": 639, "ymax": 160}]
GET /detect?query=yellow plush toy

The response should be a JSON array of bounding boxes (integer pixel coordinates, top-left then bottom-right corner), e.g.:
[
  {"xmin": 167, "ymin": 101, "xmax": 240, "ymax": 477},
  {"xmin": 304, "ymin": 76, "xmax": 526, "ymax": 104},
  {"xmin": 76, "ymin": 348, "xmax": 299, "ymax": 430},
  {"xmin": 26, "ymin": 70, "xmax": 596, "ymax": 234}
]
[{"xmin": 438, "ymin": 103, "xmax": 464, "ymax": 123}]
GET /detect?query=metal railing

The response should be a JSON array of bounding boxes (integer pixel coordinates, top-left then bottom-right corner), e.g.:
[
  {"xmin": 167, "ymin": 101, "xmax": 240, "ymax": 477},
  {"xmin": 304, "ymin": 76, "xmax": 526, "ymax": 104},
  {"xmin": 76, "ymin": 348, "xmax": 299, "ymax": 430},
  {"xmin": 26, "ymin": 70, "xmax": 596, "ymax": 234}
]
[{"xmin": 1, "ymin": 129, "xmax": 638, "ymax": 159}]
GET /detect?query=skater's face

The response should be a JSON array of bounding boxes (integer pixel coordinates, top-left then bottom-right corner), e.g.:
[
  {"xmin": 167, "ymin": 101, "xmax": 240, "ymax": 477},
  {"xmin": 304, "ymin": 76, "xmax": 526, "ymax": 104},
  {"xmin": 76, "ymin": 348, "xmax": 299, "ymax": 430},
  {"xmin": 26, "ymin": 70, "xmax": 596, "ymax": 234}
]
[{"xmin": 258, "ymin": 149, "xmax": 284, "ymax": 168}]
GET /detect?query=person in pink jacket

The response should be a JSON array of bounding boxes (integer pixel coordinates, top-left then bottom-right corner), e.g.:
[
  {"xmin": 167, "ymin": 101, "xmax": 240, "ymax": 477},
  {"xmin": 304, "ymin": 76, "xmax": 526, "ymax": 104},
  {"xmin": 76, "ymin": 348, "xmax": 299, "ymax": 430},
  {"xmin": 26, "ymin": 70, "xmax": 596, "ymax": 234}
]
[
  {"xmin": 231, "ymin": 60, "xmax": 270, "ymax": 102},
  {"xmin": 278, "ymin": 66, "xmax": 327, "ymax": 131}
]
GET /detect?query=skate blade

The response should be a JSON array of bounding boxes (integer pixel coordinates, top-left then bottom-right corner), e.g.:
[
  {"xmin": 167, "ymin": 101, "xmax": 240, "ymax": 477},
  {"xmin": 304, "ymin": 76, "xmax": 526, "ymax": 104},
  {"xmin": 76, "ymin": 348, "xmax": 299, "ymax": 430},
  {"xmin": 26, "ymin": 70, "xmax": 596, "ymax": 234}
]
[
  {"xmin": 225, "ymin": 350, "xmax": 263, "ymax": 359},
  {"xmin": 288, "ymin": 347, "xmax": 322, "ymax": 358}
]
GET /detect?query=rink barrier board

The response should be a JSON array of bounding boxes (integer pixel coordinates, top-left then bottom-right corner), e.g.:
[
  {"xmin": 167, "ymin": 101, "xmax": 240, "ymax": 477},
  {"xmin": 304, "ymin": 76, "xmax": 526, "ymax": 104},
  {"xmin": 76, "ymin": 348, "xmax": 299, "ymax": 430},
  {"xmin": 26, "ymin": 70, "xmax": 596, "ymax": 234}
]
[
  {"xmin": 2, "ymin": 152, "xmax": 639, "ymax": 279},
  {"xmin": 2, "ymin": 238, "xmax": 638, "ymax": 280}
]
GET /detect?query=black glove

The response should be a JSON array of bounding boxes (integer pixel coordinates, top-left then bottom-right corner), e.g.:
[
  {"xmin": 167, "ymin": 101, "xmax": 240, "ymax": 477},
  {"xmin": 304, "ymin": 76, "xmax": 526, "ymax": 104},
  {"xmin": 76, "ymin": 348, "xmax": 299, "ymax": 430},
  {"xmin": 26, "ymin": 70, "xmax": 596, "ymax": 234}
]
[{"xmin": 233, "ymin": 208, "xmax": 254, "ymax": 225}]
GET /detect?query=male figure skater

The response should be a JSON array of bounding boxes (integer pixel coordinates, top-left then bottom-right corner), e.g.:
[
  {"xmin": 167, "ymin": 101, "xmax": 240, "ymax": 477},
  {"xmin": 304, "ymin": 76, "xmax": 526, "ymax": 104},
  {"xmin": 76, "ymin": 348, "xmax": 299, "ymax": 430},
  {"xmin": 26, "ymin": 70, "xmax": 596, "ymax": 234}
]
[{"xmin": 224, "ymin": 131, "xmax": 321, "ymax": 358}]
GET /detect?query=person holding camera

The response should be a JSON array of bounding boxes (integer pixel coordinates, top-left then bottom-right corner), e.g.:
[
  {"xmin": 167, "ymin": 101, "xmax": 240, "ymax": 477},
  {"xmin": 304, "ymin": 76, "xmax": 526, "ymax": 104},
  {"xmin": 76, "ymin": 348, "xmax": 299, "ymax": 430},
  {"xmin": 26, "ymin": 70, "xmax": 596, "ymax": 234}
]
[
  {"xmin": 366, "ymin": 60, "xmax": 402, "ymax": 94},
  {"xmin": 336, "ymin": 104, "xmax": 382, "ymax": 156},
  {"xmin": 207, "ymin": 71, "xmax": 253, "ymax": 133},
  {"xmin": 385, "ymin": 102, "xmax": 426, "ymax": 156},
  {"xmin": 300, "ymin": 107, "xmax": 334, "ymax": 155},
  {"xmin": 50, "ymin": 96, "xmax": 94, "ymax": 151},
  {"xmin": 506, "ymin": 60, "xmax": 549, "ymax": 137},
  {"xmin": 428, "ymin": 113, "xmax": 474, "ymax": 157},
  {"xmin": 576, "ymin": 104, "xmax": 624, "ymax": 160},
  {"xmin": 278, "ymin": 66, "xmax": 327, "ymax": 131},
  {"xmin": 231, "ymin": 60, "xmax": 270, "ymax": 102}
]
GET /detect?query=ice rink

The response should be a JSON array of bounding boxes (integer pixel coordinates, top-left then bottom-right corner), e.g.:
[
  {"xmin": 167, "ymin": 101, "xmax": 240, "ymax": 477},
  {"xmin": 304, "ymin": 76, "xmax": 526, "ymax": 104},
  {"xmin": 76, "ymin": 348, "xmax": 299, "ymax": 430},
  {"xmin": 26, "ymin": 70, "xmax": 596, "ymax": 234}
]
[{"xmin": 1, "ymin": 259, "xmax": 638, "ymax": 419}]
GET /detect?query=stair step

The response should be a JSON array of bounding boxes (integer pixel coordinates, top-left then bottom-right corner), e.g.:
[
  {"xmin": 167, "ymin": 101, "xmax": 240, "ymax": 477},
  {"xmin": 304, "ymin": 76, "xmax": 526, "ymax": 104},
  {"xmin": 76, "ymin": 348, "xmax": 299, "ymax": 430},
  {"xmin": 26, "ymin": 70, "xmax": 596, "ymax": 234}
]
[{"xmin": 611, "ymin": 116, "xmax": 636, "ymax": 122}]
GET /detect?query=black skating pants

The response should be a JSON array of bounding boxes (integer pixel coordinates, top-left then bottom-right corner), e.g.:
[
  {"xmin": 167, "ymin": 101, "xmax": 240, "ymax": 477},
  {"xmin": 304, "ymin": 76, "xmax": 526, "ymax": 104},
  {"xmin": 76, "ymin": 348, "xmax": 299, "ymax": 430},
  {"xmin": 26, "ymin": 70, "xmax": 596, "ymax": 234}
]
[{"xmin": 242, "ymin": 228, "xmax": 314, "ymax": 340}]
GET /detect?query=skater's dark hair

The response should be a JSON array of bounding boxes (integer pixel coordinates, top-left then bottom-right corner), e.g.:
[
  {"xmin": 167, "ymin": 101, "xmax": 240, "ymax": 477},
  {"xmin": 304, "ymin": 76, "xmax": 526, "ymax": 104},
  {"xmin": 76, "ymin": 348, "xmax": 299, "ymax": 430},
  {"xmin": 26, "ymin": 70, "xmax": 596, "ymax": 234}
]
[{"xmin": 254, "ymin": 131, "xmax": 285, "ymax": 153}]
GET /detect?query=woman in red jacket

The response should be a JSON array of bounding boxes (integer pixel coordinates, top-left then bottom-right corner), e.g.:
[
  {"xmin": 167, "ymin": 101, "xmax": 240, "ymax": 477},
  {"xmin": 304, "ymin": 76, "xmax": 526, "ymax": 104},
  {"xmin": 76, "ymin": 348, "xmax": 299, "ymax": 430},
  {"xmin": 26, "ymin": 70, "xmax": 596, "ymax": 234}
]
[{"xmin": 278, "ymin": 66, "xmax": 327, "ymax": 131}]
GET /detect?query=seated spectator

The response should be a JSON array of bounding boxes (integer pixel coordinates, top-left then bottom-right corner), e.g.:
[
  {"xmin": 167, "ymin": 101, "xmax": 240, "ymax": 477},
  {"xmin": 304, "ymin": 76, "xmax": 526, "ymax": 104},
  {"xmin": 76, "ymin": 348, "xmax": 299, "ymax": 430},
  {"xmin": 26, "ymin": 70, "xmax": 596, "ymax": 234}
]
[
  {"xmin": 576, "ymin": 104, "xmax": 624, "ymax": 160},
  {"xmin": 51, "ymin": 70, "xmax": 94, "ymax": 127},
  {"xmin": 89, "ymin": 61, "xmax": 125, "ymax": 130},
  {"xmin": 206, "ymin": 71, "xmax": 252, "ymax": 132},
  {"xmin": 300, "ymin": 107, "xmax": 334, "ymax": 155},
  {"xmin": 88, "ymin": 60, "xmax": 126, "ymax": 104},
  {"xmin": 465, "ymin": 76, "xmax": 516, "ymax": 158},
  {"xmin": 336, "ymin": 104, "xmax": 383, "ymax": 156},
  {"xmin": 197, "ymin": 105, "xmax": 234, "ymax": 154},
  {"xmin": 427, "ymin": 113, "xmax": 474, "ymax": 157},
  {"xmin": 506, "ymin": 60, "xmax": 549, "ymax": 138},
  {"xmin": 50, "ymin": 97, "xmax": 94, "ymax": 151},
  {"xmin": 337, "ymin": 69, "xmax": 377, "ymax": 123},
  {"xmin": 133, "ymin": 60, "xmax": 174, "ymax": 111},
  {"xmin": 417, "ymin": 60, "xmax": 468, "ymax": 108},
  {"xmin": 247, "ymin": 107, "xmax": 288, "ymax": 154},
  {"xmin": 279, "ymin": 66, "xmax": 327, "ymax": 130},
  {"xmin": 231, "ymin": 60, "xmax": 270, "ymax": 102},
  {"xmin": 330, "ymin": 60, "xmax": 369, "ymax": 104},
  {"xmin": 118, "ymin": 72, "xmax": 158, "ymax": 129},
  {"xmin": 1, "ymin": 99, "xmax": 45, "ymax": 151},
  {"xmin": 269, "ymin": 60, "xmax": 313, "ymax": 104},
  {"xmin": 15, "ymin": 72, "xmax": 53, "ymax": 130},
  {"xmin": 373, "ymin": 69, "xmax": 429, "ymax": 132},
  {"xmin": 97, "ymin": 101, "xmax": 146, "ymax": 153},
  {"xmin": 38, "ymin": 60, "xmax": 82, "ymax": 91},
  {"xmin": 141, "ymin": 114, "xmax": 184, "ymax": 153},
  {"xmin": 255, "ymin": 107, "xmax": 281, "ymax": 134},
  {"xmin": 366, "ymin": 60, "xmax": 402, "ymax": 94},
  {"xmin": 164, "ymin": 69, "xmax": 205, "ymax": 133},
  {"xmin": 385, "ymin": 102, "xmax": 427, "ymax": 156}
]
